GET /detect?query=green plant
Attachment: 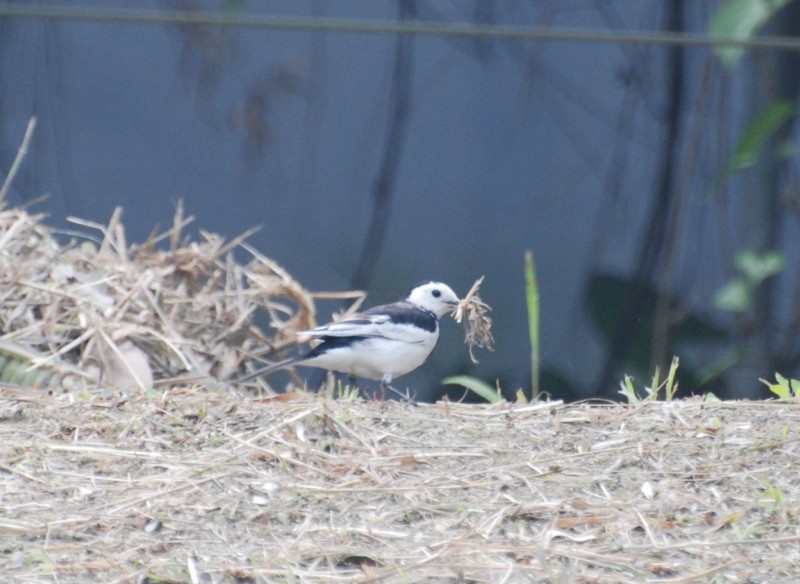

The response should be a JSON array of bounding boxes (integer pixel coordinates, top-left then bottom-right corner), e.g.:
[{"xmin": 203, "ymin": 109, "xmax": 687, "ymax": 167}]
[
  {"xmin": 525, "ymin": 250, "xmax": 540, "ymax": 401},
  {"xmin": 619, "ymin": 356, "xmax": 680, "ymax": 404},
  {"xmin": 335, "ymin": 379, "xmax": 361, "ymax": 401},
  {"xmin": 759, "ymin": 372, "xmax": 800, "ymax": 398},
  {"xmin": 710, "ymin": 0, "xmax": 794, "ymax": 68},
  {"xmin": 714, "ymin": 250, "xmax": 785, "ymax": 315},
  {"xmin": 441, "ymin": 375, "xmax": 502, "ymax": 404},
  {"xmin": 730, "ymin": 100, "xmax": 795, "ymax": 171}
]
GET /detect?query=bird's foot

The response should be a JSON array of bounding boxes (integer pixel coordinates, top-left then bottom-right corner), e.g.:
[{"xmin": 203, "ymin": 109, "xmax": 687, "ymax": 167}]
[{"xmin": 380, "ymin": 381, "xmax": 417, "ymax": 404}]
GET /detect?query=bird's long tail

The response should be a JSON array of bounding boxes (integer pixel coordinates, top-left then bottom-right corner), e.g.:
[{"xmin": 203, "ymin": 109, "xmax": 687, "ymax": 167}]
[{"xmin": 233, "ymin": 357, "xmax": 298, "ymax": 385}]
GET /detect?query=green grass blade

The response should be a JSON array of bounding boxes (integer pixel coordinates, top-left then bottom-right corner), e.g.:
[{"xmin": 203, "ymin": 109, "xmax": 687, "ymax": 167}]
[
  {"xmin": 618, "ymin": 375, "xmax": 639, "ymax": 404},
  {"xmin": 525, "ymin": 250, "xmax": 540, "ymax": 401},
  {"xmin": 665, "ymin": 356, "xmax": 679, "ymax": 401},
  {"xmin": 649, "ymin": 365, "xmax": 661, "ymax": 400},
  {"xmin": 442, "ymin": 375, "xmax": 502, "ymax": 403}
]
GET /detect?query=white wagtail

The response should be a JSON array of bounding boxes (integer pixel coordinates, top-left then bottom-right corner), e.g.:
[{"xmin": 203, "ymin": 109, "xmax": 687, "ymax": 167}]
[{"xmin": 236, "ymin": 281, "xmax": 459, "ymax": 391}]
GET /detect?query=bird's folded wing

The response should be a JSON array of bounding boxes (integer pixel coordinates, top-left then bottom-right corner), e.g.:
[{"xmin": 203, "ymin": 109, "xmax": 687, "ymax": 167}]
[
  {"xmin": 301, "ymin": 314, "xmax": 428, "ymax": 343},
  {"xmin": 302, "ymin": 315, "xmax": 389, "ymax": 337}
]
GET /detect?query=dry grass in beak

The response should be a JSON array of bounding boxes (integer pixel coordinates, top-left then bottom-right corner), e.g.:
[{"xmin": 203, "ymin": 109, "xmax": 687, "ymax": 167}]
[{"xmin": 453, "ymin": 276, "xmax": 494, "ymax": 363}]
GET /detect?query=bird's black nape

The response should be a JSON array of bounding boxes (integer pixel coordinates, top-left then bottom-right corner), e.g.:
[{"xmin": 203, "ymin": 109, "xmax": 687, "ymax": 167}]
[{"xmin": 379, "ymin": 303, "xmax": 438, "ymax": 333}]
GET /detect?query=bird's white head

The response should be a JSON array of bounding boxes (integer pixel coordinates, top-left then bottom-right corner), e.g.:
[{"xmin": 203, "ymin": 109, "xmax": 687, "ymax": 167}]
[{"xmin": 406, "ymin": 282, "xmax": 459, "ymax": 319}]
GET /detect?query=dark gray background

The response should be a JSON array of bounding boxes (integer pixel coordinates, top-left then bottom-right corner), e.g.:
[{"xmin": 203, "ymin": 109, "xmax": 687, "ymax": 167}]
[{"xmin": 2, "ymin": 1, "xmax": 799, "ymax": 400}]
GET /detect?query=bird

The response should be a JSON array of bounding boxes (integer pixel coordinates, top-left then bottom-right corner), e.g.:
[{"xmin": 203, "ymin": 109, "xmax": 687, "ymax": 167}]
[{"xmin": 235, "ymin": 281, "xmax": 460, "ymax": 392}]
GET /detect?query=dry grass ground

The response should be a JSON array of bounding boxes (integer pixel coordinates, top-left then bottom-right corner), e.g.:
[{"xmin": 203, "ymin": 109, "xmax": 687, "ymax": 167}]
[{"xmin": 2, "ymin": 389, "xmax": 799, "ymax": 583}]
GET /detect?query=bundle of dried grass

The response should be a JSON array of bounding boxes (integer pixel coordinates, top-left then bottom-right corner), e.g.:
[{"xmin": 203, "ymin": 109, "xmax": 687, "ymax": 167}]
[{"xmin": 453, "ymin": 276, "xmax": 494, "ymax": 363}]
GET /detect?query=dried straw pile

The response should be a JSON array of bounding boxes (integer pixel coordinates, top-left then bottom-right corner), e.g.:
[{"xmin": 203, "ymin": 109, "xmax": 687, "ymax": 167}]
[
  {"xmin": 2, "ymin": 390, "xmax": 799, "ymax": 583},
  {"xmin": 0, "ymin": 203, "xmax": 319, "ymax": 391}
]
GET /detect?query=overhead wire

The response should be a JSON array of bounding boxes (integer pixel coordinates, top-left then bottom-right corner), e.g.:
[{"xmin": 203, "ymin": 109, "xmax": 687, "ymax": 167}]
[{"xmin": 1, "ymin": 4, "xmax": 800, "ymax": 52}]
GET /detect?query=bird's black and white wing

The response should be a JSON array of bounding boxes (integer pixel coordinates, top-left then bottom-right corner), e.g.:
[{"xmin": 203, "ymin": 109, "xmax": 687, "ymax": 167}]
[{"xmin": 300, "ymin": 302, "xmax": 438, "ymax": 344}]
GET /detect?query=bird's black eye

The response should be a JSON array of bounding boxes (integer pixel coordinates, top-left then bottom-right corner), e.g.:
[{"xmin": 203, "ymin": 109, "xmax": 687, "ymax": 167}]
[{"xmin": 432, "ymin": 289, "xmax": 441, "ymax": 298}]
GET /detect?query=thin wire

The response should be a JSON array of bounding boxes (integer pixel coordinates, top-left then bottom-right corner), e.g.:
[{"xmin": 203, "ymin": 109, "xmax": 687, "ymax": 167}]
[{"xmin": 2, "ymin": 4, "xmax": 800, "ymax": 52}]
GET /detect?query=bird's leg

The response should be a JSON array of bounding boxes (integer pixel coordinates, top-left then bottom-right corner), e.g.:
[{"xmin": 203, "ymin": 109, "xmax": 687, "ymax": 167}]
[
  {"xmin": 379, "ymin": 373, "xmax": 393, "ymax": 401},
  {"xmin": 348, "ymin": 374, "xmax": 357, "ymax": 390},
  {"xmin": 378, "ymin": 374, "xmax": 417, "ymax": 404}
]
